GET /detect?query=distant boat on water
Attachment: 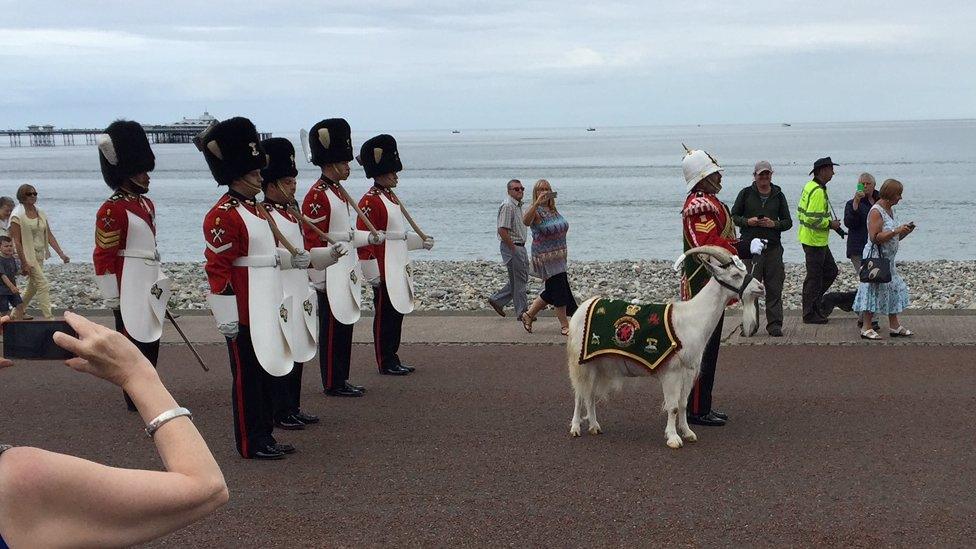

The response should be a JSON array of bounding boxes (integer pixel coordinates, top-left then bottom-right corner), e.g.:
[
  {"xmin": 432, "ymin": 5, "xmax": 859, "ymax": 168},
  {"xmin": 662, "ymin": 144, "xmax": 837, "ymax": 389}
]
[
  {"xmin": 586, "ymin": 127, "xmax": 596, "ymax": 132},
  {"xmin": 452, "ymin": 130, "xmax": 461, "ymax": 134},
  {"xmin": 782, "ymin": 123, "xmax": 792, "ymax": 127}
]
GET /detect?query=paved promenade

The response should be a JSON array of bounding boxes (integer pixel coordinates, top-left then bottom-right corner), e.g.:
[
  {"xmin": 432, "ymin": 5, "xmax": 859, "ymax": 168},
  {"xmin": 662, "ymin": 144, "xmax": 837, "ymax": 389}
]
[{"xmin": 68, "ymin": 308, "xmax": 976, "ymax": 346}]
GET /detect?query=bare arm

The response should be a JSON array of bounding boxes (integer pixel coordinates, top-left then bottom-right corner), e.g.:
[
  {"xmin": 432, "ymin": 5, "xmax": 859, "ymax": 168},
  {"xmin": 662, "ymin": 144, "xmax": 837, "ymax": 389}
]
[
  {"xmin": 497, "ymin": 227, "xmax": 515, "ymax": 249},
  {"xmin": 46, "ymin": 223, "xmax": 69, "ymax": 262},
  {"xmin": 0, "ymin": 273, "xmax": 17, "ymax": 293},
  {"xmin": 0, "ymin": 312, "xmax": 228, "ymax": 548},
  {"xmin": 867, "ymin": 209, "xmax": 906, "ymax": 245}
]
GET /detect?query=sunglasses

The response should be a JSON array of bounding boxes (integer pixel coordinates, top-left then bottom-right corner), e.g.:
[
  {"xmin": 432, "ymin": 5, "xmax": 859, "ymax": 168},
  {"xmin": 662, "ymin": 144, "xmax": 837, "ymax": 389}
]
[
  {"xmin": 510, "ymin": 187, "xmax": 524, "ymax": 191},
  {"xmin": 25, "ymin": 192, "xmax": 37, "ymax": 197}
]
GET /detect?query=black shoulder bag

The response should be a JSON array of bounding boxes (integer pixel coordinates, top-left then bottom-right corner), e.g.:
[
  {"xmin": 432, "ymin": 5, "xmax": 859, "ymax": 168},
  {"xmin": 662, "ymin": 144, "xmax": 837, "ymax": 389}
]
[{"xmin": 859, "ymin": 242, "xmax": 892, "ymax": 283}]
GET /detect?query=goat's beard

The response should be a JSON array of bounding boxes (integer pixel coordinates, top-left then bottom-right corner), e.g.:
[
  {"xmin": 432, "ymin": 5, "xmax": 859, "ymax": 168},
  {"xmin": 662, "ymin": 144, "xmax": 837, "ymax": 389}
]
[{"xmin": 741, "ymin": 294, "xmax": 760, "ymax": 337}]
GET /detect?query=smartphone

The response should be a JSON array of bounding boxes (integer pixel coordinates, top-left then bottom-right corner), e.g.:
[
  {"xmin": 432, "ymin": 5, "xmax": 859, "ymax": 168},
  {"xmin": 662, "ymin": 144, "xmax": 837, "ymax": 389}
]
[
  {"xmin": 2, "ymin": 319, "xmax": 77, "ymax": 360},
  {"xmin": 856, "ymin": 182, "xmax": 865, "ymax": 192},
  {"xmin": 549, "ymin": 191, "xmax": 558, "ymax": 199}
]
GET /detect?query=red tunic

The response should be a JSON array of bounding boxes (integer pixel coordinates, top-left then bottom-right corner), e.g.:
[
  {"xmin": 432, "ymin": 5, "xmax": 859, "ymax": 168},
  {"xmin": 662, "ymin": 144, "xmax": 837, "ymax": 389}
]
[
  {"xmin": 202, "ymin": 193, "xmax": 261, "ymax": 326},
  {"xmin": 680, "ymin": 191, "xmax": 738, "ymax": 301},
  {"xmin": 356, "ymin": 185, "xmax": 395, "ymax": 279},
  {"xmin": 300, "ymin": 178, "xmax": 343, "ymax": 250},
  {"xmin": 93, "ymin": 192, "xmax": 157, "ymax": 287}
]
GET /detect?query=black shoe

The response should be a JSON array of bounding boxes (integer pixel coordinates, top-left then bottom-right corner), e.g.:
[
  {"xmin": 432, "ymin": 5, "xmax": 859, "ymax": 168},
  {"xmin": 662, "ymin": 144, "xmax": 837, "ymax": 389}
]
[
  {"xmin": 687, "ymin": 412, "xmax": 727, "ymax": 427},
  {"xmin": 768, "ymin": 327, "xmax": 783, "ymax": 337},
  {"xmin": 345, "ymin": 382, "xmax": 366, "ymax": 393},
  {"xmin": 272, "ymin": 443, "xmax": 296, "ymax": 455},
  {"xmin": 487, "ymin": 299, "xmax": 506, "ymax": 317},
  {"xmin": 380, "ymin": 365, "xmax": 411, "ymax": 376},
  {"xmin": 710, "ymin": 410, "xmax": 728, "ymax": 420},
  {"xmin": 803, "ymin": 317, "xmax": 828, "ymax": 325},
  {"xmin": 325, "ymin": 385, "xmax": 364, "ymax": 397},
  {"xmin": 294, "ymin": 410, "xmax": 319, "ymax": 424},
  {"xmin": 275, "ymin": 415, "xmax": 306, "ymax": 430},
  {"xmin": 397, "ymin": 364, "xmax": 416, "ymax": 373},
  {"xmin": 251, "ymin": 445, "xmax": 286, "ymax": 460}
]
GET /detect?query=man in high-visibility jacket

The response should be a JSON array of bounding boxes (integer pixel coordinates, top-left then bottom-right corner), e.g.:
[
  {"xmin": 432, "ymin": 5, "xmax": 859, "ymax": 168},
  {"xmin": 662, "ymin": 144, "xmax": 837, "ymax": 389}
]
[{"xmin": 797, "ymin": 157, "xmax": 841, "ymax": 324}]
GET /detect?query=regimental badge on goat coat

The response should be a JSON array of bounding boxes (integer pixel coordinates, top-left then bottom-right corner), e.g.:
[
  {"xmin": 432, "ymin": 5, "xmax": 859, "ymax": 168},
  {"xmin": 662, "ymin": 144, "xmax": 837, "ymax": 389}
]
[{"xmin": 580, "ymin": 299, "xmax": 681, "ymax": 372}]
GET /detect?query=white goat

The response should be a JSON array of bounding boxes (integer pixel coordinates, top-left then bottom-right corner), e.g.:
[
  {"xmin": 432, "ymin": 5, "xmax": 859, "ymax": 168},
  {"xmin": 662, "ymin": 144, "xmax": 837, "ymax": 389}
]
[{"xmin": 567, "ymin": 245, "xmax": 765, "ymax": 449}]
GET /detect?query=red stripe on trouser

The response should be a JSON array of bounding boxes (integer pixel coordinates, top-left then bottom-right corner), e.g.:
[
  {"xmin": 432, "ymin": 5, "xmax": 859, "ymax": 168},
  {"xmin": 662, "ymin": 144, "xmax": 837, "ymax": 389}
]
[
  {"xmin": 230, "ymin": 340, "xmax": 249, "ymax": 458},
  {"xmin": 326, "ymin": 315, "xmax": 335, "ymax": 387},
  {"xmin": 691, "ymin": 377, "xmax": 701, "ymax": 415},
  {"xmin": 374, "ymin": 285, "xmax": 383, "ymax": 370}
]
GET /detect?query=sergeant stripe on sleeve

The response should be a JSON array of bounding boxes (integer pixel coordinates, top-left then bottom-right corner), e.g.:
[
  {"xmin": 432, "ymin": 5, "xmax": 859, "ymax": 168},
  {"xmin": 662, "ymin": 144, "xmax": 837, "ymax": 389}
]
[{"xmin": 95, "ymin": 229, "xmax": 121, "ymax": 249}]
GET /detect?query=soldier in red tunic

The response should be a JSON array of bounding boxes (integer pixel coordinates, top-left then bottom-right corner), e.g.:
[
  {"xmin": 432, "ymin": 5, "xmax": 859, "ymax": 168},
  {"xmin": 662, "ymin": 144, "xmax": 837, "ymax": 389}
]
[
  {"xmin": 356, "ymin": 134, "xmax": 433, "ymax": 375},
  {"xmin": 301, "ymin": 118, "xmax": 373, "ymax": 396},
  {"xmin": 92, "ymin": 120, "xmax": 166, "ymax": 410},
  {"xmin": 680, "ymin": 146, "xmax": 738, "ymax": 427},
  {"xmin": 199, "ymin": 117, "xmax": 305, "ymax": 460}
]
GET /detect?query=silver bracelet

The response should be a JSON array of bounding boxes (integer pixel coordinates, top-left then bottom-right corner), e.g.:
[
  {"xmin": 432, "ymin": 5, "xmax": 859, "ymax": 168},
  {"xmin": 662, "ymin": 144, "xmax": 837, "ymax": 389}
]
[{"xmin": 145, "ymin": 407, "xmax": 193, "ymax": 439}]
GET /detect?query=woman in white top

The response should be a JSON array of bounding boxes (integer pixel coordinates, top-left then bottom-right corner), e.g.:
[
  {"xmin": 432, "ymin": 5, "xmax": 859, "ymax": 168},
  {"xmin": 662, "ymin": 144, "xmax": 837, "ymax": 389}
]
[{"xmin": 8, "ymin": 184, "xmax": 69, "ymax": 319}]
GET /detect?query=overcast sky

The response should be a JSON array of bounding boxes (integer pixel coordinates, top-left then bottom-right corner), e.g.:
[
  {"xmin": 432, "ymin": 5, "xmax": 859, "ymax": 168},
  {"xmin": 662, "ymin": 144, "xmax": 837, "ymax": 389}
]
[{"xmin": 2, "ymin": 1, "xmax": 974, "ymax": 131}]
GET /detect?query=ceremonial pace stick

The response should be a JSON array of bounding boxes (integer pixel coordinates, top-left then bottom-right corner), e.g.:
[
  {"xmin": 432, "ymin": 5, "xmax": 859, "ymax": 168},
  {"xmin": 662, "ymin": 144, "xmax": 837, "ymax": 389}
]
[
  {"xmin": 165, "ymin": 310, "xmax": 209, "ymax": 372},
  {"xmin": 298, "ymin": 128, "xmax": 380, "ymax": 239},
  {"xmin": 388, "ymin": 190, "xmax": 430, "ymax": 241},
  {"xmin": 256, "ymin": 205, "xmax": 301, "ymax": 256}
]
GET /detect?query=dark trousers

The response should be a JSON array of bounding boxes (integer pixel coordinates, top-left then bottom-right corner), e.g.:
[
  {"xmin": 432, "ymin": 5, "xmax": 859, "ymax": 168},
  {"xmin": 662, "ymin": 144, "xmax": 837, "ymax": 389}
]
[
  {"xmin": 113, "ymin": 309, "xmax": 160, "ymax": 409},
  {"xmin": 802, "ymin": 244, "xmax": 839, "ymax": 322},
  {"xmin": 318, "ymin": 290, "xmax": 354, "ymax": 389},
  {"xmin": 270, "ymin": 362, "xmax": 303, "ymax": 422},
  {"xmin": 743, "ymin": 243, "xmax": 785, "ymax": 332},
  {"xmin": 225, "ymin": 326, "xmax": 276, "ymax": 458},
  {"xmin": 372, "ymin": 282, "xmax": 404, "ymax": 370},
  {"xmin": 688, "ymin": 313, "xmax": 723, "ymax": 416}
]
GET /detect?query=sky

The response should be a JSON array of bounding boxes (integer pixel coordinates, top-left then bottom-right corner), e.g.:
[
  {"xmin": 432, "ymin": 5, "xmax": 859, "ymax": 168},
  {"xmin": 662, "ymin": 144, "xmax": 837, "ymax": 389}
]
[{"xmin": 2, "ymin": 1, "xmax": 975, "ymax": 132}]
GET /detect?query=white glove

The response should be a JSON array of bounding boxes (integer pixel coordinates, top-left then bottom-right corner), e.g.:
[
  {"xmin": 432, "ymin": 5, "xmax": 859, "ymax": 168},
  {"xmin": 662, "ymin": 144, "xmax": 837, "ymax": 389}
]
[
  {"xmin": 368, "ymin": 231, "xmax": 385, "ymax": 245},
  {"xmin": 422, "ymin": 237, "xmax": 434, "ymax": 251},
  {"xmin": 217, "ymin": 321, "xmax": 239, "ymax": 340},
  {"xmin": 291, "ymin": 250, "xmax": 311, "ymax": 269},
  {"xmin": 105, "ymin": 297, "xmax": 120, "ymax": 310},
  {"xmin": 331, "ymin": 242, "xmax": 350, "ymax": 259},
  {"xmin": 750, "ymin": 238, "xmax": 766, "ymax": 256}
]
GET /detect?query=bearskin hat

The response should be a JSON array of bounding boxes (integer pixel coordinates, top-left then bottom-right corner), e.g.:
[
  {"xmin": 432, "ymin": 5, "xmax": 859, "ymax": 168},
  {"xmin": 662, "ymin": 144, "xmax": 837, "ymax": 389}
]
[
  {"xmin": 97, "ymin": 120, "xmax": 155, "ymax": 189},
  {"xmin": 260, "ymin": 137, "xmax": 298, "ymax": 188},
  {"xmin": 309, "ymin": 118, "xmax": 353, "ymax": 166},
  {"xmin": 357, "ymin": 134, "xmax": 402, "ymax": 179},
  {"xmin": 197, "ymin": 117, "xmax": 267, "ymax": 186}
]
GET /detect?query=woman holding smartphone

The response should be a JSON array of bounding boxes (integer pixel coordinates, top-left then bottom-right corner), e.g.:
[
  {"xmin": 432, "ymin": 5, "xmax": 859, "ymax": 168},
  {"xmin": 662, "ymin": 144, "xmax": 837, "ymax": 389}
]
[
  {"xmin": 852, "ymin": 179, "xmax": 916, "ymax": 340},
  {"xmin": 0, "ymin": 312, "xmax": 229, "ymax": 547},
  {"xmin": 520, "ymin": 179, "xmax": 577, "ymax": 335},
  {"xmin": 844, "ymin": 173, "xmax": 881, "ymax": 330}
]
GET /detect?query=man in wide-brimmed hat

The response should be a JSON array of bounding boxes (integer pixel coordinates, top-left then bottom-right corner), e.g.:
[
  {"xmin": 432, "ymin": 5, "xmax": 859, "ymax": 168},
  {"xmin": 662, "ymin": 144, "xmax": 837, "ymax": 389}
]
[{"xmin": 797, "ymin": 156, "xmax": 841, "ymax": 324}]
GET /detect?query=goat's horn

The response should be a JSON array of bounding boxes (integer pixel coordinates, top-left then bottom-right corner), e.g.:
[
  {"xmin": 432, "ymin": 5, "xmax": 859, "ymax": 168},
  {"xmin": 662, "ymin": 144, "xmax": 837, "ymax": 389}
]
[{"xmin": 680, "ymin": 245, "xmax": 733, "ymax": 265}]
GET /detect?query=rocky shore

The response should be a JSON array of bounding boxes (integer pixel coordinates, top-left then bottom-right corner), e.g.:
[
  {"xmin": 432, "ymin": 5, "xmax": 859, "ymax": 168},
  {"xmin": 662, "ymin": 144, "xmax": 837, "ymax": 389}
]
[{"xmin": 39, "ymin": 260, "xmax": 976, "ymax": 313}]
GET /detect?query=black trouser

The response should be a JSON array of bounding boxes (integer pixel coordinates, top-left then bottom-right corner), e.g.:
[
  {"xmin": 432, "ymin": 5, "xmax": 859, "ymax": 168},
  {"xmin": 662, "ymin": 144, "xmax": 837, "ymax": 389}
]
[
  {"xmin": 113, "ymin": 309, "xmax": 160, "ymax": 409},
  {"xmin": 372, "ymin": 282, "xmax": 404, "ymax": 370},
  {"xmin": 743, "ymin": 243, "xmax": 785, "ymax": 332},
  {"xmin": 226, "ymin": 326, "xmax": 276, "ymax": 458},
  {"xmin": 270, "ymin": 362, "xmax": 303, "ymax": 422},
  {"xmin": 318, "ymin": 290, "xmax": 354, "ymax": 389},
  {"xmin": 801, "ymin": 244, "xmax": 839, "ymax": 322},
  {"xmin": 688, "ymin": 313, "xmax": 723, "ymax": 416}
]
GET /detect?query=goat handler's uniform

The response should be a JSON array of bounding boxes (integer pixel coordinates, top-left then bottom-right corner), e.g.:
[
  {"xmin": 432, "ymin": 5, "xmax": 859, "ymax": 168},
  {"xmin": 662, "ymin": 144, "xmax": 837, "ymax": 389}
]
[
  {"xmin": 680, "ymin": 148, "xmax": 738, "ymax": 421},
  {"xmin": 93, "ymin": 120, "xmax": 167, "ymax": 410}
]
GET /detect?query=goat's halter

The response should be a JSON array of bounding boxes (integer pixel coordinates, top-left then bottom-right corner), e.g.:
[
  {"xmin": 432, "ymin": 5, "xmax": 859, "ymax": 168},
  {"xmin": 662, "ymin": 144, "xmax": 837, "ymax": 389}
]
[{"xmin": 714, "ymin": 257, "xmax": 755, "ymax": 298}]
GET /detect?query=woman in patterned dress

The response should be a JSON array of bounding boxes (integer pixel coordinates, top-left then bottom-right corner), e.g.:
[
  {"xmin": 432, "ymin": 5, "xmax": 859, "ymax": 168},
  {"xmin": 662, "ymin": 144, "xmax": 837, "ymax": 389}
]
[
  {"xmin": 853, "ymin": 179, "xmax": 916, "ymax": 340},
  {"xmin": 520, "ymin": 179, "xmax": 578, "ymax": 335}
]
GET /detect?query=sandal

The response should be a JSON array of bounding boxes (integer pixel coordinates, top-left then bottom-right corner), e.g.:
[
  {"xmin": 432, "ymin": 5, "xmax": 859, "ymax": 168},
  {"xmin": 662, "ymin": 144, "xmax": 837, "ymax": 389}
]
[
  {"xmin": 520, "ymin": 312, "xmax": 535, "ymax": 334},
  {"xmin": 860, "ymin": 329, "xmax": 882, "ymax": 341},
  {"xmin": 889, "ymin": 326, "xmax": 913, "ymax": 337},
  {"xmin": 560, "ymin": 325, "xmax": 570, "ymax": 336}
]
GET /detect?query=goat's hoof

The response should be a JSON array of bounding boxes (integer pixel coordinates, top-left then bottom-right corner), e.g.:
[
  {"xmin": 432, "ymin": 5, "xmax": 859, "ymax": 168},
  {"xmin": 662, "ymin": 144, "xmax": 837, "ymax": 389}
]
[
  {"xmin": 588, "ymin": 425, "xmax": 602, "ymax": 435},
  {"xmin": 570, "ymin": 425, "xmax": 581, "ymax": 437},
  {"xmin": 680, "ymin": 430, "xmax": 698, "ymax": 442},
  {"xmin": 666, "ymin": 435, "xmax": 684, "ymax": 449}
]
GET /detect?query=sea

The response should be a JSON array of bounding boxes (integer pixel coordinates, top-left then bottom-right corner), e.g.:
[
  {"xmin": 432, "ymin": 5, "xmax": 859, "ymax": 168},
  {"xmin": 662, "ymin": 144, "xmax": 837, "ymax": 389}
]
[{"xmin": 0, "ymin": 119, "xmax": 973, "ymax": 263}]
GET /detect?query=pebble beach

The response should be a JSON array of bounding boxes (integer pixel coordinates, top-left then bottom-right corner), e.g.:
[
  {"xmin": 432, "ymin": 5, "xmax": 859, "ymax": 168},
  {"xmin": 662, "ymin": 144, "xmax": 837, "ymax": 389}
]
[{"xmin": 41, "ymin": 260, "xmax": 976, "ymax": 313}]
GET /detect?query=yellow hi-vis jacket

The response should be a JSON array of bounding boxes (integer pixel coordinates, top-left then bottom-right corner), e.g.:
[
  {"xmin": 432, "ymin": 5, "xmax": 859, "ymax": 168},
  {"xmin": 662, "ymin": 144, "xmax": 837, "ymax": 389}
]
[{"xmin": 797, "ymin": 180, "xmax": 831, "ymax": 247}]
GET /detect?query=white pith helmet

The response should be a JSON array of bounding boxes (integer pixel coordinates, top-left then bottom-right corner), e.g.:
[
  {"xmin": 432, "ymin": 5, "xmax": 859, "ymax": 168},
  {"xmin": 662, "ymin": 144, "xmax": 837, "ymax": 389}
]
[{"xmin": 682, "ymin": 144, "xmax": 723, "ymax": 192}]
